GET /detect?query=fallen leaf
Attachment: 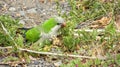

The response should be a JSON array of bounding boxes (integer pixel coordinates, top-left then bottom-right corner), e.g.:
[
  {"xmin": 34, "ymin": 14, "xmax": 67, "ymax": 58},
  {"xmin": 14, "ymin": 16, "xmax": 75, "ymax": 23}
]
[
  {"xmin": 39, "ymin": 0, "xmax": 44, "ymax": 3},
  {"xmin": 29, "ymin": 56, "xmax": 36, "ymax": 60},
  {"xmin": 90, "ymin": 16, "xmax": 111, "ymax": 29},
  {"xmin": 2, "ymin": 4, "xmax": 8, "ymax": 11},
  {"xmin": 81, "ymin": 58, "xmax": 87, "ymax": 64},
  {"xmin": 43, "ymin": 45, "xmax": 51, "ymax": 51},
  {"xmin": 76, "ymin": 44, "xmax": 81, "ymax": 50},
  {"xmin": 54, "ymin": 60, "xmax": 62, "ymax": 67},
  {"xmin": 97, "ymin": 17, "xmax": 111, "ymax": 26},
  {"xmin": 52, "ymin": 36, "xmax": 61, "ymax": 46},
  {"xmin": 92, "ymin": 41, "xmax": 106, "ymax": 57},
  {"xmin": 115, "ymin": 15, "xmax": 120, "ymax": 30}
]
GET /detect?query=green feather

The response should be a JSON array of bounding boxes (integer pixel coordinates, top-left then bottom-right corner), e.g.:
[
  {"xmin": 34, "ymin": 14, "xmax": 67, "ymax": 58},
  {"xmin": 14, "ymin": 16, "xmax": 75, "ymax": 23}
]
[
  {"xmin": 25, "ymin": 27, "xmax": 41, "ymax": 42},
  {"xmin": 25, "ymin": 18, "xmax": 58, "ymax": 42},
  {"xmin": 41, "ymin": 18, "xmax": 57, "ymax": 33}
]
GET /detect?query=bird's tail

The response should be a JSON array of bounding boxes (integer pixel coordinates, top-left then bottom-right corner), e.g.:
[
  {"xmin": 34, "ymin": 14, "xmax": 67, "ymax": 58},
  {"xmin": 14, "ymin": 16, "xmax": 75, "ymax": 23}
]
[
  {"xmin": 17, "ymin": 27, "xmax": 33, "ymax": 42},
  {"xmin": 18, "ymin": 27, "xmax": 33, "ymax": 30}
]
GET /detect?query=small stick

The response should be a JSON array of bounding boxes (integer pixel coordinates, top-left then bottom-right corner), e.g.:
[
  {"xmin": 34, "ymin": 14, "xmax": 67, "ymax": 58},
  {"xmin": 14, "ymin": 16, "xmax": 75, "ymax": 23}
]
[
  {"xmin": 0, "ymin": 46, "xmax": 106, "ymax": 60},
  {"xmin": 19, "ymin": 48, "xmax": 95, "ymax": 58},
  {"xmin": 18, "ymin": 48, "xmax": 106, "ymax": 60},
  {"xmin": 74, "ymin": 29, "xmax": 120, "ymax": 32},
  {"xmin": 0, "ymin": 46, "xmax": 12, "ymax": 49}
]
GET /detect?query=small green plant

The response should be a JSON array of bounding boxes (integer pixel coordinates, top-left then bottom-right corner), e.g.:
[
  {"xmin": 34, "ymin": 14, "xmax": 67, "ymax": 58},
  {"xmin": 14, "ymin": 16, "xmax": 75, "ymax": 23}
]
[
  {"xmin": 79, "ymin": 30, "xmax": 98, "ymax": 45},
  {"xmin": 60, "ymin": 56, "xmax": 120, "ymax": 67},
  {"xmin": 63, "ymin": 35, "xmax": 80, "ymax": 51},
  {"xmin": 62, "ymin": 0, "xmax": 117, "ymax": 24},
  {"xmin": 58, "ymin": 0, "xmax": 120, "ymax": 67},
  {"xmin": 60, "ymin": 59, "xmax": 81, "ymax": 67},
  {"xmin": 0, "ymin": 15, "xmax": 20, "ymax": 46},
  {"xmin": 15, "ymin": 34, "xmax": 24, "ymax": 47},
  {"xmin": 116, "ymin": 54, "xmax": 120, "ymax": 66},
  {"xmin": 60, "ymin": 21, "xmax": 80, "ymax": 51},
  {"xmin": 60, "ymin": 59, "xmax": 94, "ymax": 67},
  {"xmin": 3, "ymin": 56, "xmax": 19, "ymax": 63}
]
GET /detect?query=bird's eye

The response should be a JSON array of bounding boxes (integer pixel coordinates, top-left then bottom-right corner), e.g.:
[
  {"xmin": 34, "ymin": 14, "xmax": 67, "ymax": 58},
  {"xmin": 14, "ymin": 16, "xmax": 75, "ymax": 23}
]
[{"xmin": 57, "ymin": 23, "xmax": 61, "ymax": 25}]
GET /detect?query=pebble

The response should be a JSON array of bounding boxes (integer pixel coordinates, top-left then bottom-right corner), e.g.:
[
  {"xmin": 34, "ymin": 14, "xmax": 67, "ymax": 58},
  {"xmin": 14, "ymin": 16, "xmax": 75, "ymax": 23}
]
[
  {"xmin": 18, "ymin": 20, "xmax": 25, "ymax": 25},
  {"xmin": 54, "ymin": 60, "xmax": 62, "ymax": 67},
  {"xmin": 19, "ymin": 11, "xmax": 26, "ymax": 16},
  {"xmin": 9, "ymin": 7, "xmax": 16, "ymax": 12},
  {"xmin": 27, "ymin": 58, "xmax": 55, "ymax": 67},
  {"xmin": 26, "ymin": 8, "xmax": 37, "ymax": 13}
]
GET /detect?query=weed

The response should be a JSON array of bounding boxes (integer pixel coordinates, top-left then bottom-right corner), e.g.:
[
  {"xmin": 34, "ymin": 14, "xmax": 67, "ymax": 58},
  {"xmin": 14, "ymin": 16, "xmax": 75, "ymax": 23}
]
[
  {"xmin": 3, "ymin": 56, "xmax": 19, "ymax": 63},
  {"xmin": 0, "ymin": 15, "xmax": 20, "ymax": 46},
  {"xmin": 58, "ymin": 0, "xmax": 120, "ymax": 66}
]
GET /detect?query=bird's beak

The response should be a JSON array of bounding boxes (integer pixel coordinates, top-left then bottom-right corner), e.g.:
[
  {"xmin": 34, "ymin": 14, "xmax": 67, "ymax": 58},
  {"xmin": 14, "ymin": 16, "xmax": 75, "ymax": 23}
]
[{"xmin": 61, "ymin": 22, "xmax": 66, "ymax": 28}]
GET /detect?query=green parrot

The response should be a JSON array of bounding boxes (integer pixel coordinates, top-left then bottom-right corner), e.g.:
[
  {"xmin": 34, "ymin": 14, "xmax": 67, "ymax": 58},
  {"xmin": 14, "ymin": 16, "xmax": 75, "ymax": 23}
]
[{"xmin": 25, "ymin": 16, "xmax": 66, "ymax": 44}]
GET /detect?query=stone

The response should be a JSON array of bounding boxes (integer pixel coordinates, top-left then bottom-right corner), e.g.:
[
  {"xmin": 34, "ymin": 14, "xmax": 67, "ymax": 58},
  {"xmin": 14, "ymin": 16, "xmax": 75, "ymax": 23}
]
[
  {"xmin": 9, "ymin": 7, "xmax": 16, "ymax": 12},
  {"xmin": 18, "ymin": 20, "xmax": 25, "ymax": 25},
  {"xmin": 26, "ymin": 8, "xmax": 37, "ymax": 13},
  {"xmin": 19, "ymin": 11, "xmax": 26, "ymax": 16},
  {"xmin": 54, "ymin": 60, "xmax": 62, "ymax": 67}
]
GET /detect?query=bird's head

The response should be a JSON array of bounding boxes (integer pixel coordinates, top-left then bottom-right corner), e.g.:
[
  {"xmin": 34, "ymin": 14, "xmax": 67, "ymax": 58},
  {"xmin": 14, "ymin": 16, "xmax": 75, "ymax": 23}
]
[{"xmin": 54, "ymin": 16, "xmax": 66, "ymax": 28}]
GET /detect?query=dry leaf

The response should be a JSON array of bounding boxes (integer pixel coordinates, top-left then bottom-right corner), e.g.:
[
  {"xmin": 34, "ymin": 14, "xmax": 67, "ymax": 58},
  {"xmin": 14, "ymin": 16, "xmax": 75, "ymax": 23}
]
[
  {"xmin": 90, "ymin": 25, "xmax": 99, "ymax": 28},
  {"xmin": 76, "ymin": 45, "xmax": 81, "ymax": 50},
  {"xmin": 52, "ymin": 36, "xmax": 61, "ymax": 46},
  {"xmin": 92, "ymin": 41, "xmax": 106, "ymax": 57},
  {"xmin": 1, "ymin": 4, "xmax": 8, "ymax": 11},
  {"xmin": 97, "ymin": 17, "xmax": 111, "ymax": 25},
  {"xmin": 15, "ymin": 13, "xmax": 21, "ymax": 17},
  {"xmin": 43, "ymin": 45, "xmax": 51, "ymax": 51},
  {"xmin": 29, "ymin": 56, "xmax": 36, "ymax": 60},
  {"xmin": 115, "ymin": 15, "xmax": 120, "ymax": 30},
  {"xmin": 90, "ymin": 16, "xmax": 111, "ymax": 29},
  {"xmin": 39, "ymin": 0, "xmax": 45, "ymax": 3}
]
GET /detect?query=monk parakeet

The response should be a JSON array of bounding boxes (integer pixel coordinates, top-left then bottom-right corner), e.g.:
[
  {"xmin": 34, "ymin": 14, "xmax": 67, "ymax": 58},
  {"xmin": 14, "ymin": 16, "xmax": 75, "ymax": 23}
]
[{"xmin": 25, "ymin": 16, "xmax": 66, "ymax": 44}]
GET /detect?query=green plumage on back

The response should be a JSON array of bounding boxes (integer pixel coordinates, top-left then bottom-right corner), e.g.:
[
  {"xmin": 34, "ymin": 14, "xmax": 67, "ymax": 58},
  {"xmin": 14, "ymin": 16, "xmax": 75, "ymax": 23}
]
[
  {"xmin": 25, "ymin": 27, "xmax": 40, "ymax": 42},
  {"xmin": 41, "ymin": 18, "xmax": 57, "ymax": 33},
  {"xmin": 25, "ymin": 18, "xmax": 58, "ymax": 42}
]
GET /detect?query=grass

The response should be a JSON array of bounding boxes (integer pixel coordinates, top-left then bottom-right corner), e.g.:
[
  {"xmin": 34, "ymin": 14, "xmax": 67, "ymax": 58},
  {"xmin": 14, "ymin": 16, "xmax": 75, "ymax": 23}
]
[
  {"xmin": 0, "ymin": 0, "xmax": 120, "ymax": 66},
  {"xmin": 0, "ymin": 15, "xmax": 19, "ymax": 46},
  {"xmin": 57, "ymin": 0, "xmax": 120, "ymax": 67}
]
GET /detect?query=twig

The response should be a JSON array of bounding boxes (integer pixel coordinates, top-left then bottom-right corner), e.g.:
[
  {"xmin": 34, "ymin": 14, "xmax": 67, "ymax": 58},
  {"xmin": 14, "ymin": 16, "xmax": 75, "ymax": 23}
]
[
  {"xmin": 74, "ymin": 29, "xmax": 120, "ymax": 40},
  {"xmin": 0, "ymin": 46, "xmax": 106, "ymax": 60},
  {"xmin": 18, "ymin": 48, "xmax": 106, "ymax": 60},
  {"xmin": 74, "ymin": 29, "xmax": 120, "ymax": 32},
  {"xmin": 0, "ymin": 46, "xmax": 12, "ymax": 49}
]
